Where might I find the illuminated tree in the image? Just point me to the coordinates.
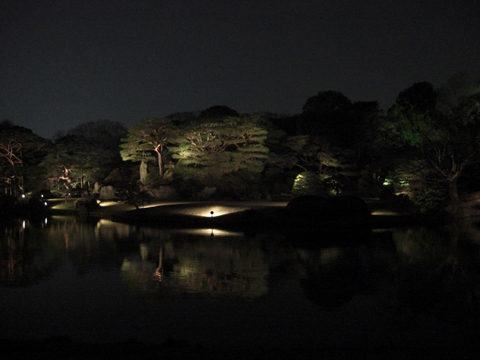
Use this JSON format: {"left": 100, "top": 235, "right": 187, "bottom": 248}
{"left": 41, "top": 120, "right": 127, "bottom": 192}
{"left": 40, "top": 134, "right": 98, "bottom": 191}
{"left": 120, "top": 118, "right": 173, "bottom": 179}
{"left": 286, "top": 135, "right": 351, "bottom": 194}
{"left": 348, "top": 101, "right": 403, "bottom": 194}
{"left": 0, "top": 121, "right": 49, "bottom": 195}
{"left": 389, "top": 75, "right": 480, "bottom": 213}
{"left": 297, "top": 92, "right": 391, "bottom": 194}
{"left": 169, "top": 115, "right": 269, "bottom": 181}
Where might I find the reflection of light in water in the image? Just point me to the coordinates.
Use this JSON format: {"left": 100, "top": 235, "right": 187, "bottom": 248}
{"left": 167, "top": 205, "right": 248, "bottom": 217}
{"left": 371, "top": 210, "right": 400, "bottom": 216}
{"left": 97, "top": 219, "right": 123, "bottom": 227}
{"left": 202, "top": 206, "right": 240, "bottom": 217}
{"left": 140, "top": 243, "right": 148, "bottom": 261}
{"left": 174, "top": 228, "right": 242, "bottom": 237}
{"left": 319, "top": 248, "right": 341, "bottom": 265}
{"left": 152, "top": 248, "right": 163, "bottom": 281}
{"left": 120, "top": 259, "right": 132, "bottom": 272}
{"left": 98, "top": 201, "right": 119, "bottom": 207}
{"left": 120, "top": 235, "right": 269, "bottom": 299}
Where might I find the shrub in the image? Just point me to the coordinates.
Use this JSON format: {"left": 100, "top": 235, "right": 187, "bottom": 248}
{"left": 412, "top": 182, "right": 449, "bottom": 213}
{"left": 291, "top": 171, "right": 327, "bottom": 195}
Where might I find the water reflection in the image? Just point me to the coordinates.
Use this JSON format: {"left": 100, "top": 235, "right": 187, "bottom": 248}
{"left": 1, "top": 216, "right": 480, "bottom": 347}
{"left": 121, "top": 230, "right": 270, "bottom": 299}
{"left": 297, "top": 245, "right": 370, "bottom": 308}
{"left": 389, "top": 221, "right": 480, "bottom": 327}
{"left": 0, "top": 218, "right": 63, "bottom": 286}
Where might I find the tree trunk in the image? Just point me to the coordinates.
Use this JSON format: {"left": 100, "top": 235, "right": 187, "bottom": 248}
{"left": 139, "top": 160, "right": 147, "bottom": 183}
{"left": 156, "top": 150, "right": 164, "bottom": 177}
{"left": 448, "top": 175, "right": 461, "bottom": 214}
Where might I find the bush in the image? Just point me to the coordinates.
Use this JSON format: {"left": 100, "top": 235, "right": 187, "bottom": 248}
{"left": 412, "top": 183, "right": 449, "bottom": 213}
{"left": 291, "top": 171, "right": 327, "bottom": 196}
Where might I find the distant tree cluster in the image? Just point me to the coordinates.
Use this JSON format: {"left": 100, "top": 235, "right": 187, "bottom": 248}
{"left": 1, "top": 73, "right": 480, "bottom": 214}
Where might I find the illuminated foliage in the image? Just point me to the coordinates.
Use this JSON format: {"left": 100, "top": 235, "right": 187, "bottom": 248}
{"left": 0, "top": 121, "right": 49, "bottom": 194}
{"left": 286, "top": 135, "right": 351, "bottom": 193}
{"left": 389, "top": 75, "right": 480, "bottom": 212}
{"left": 41, "top": 135, "right": 97, "bottom": 191}
{"left": 169, "top": 115, "right": 269, "bottom": 180}
{"left": 40, "top": 120, "right": 127, "bottom": 192}
{"left": 120, "top": 118, "right": 174, "bottom": 179}
{"left": 292, "top": 171, "right": 325, "bottom": 195}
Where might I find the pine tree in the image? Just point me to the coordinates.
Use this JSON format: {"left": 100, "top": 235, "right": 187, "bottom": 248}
{"left": 169, "top": 115, "right": 269, "bottom": 180}
{"left": 120, "top": 118, "right": 173, "bottom": 180}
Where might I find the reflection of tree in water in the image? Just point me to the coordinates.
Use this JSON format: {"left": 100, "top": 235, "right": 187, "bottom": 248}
{"left": 0, "top": 217, "right": 135, "bottom": 286}
{"left": 391, "top": 223, "right": 480, "bottom": 328}
{"left": 47, "top": 217, "right": 123, "bottom": 275}
{"left": 170, "top": 239, "right": 268, "bottom": 297}
{"left": 296, "top": 244, "right": 369, "bottom": 308}
{"left": 121, "top": 235, "right": 269, "bottom": 299}
{"left": 0, "top": 219, "right": 63, "bottom": 286}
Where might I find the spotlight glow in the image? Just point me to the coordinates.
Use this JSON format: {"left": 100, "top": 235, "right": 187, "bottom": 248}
{"left": 371, "top": 210, "right": 400, "bottom": 216}
{"left": 175, "top": 228, "right": 242, "bottom": 237}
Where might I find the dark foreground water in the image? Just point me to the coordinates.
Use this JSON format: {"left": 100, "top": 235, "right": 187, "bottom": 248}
{"left": 1, "top": 215, "right": 480, "bottom": 355}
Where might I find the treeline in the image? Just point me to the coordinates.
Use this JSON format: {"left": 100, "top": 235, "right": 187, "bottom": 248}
{"left": 1, "top": 72, "right": 479, "bottom": 213}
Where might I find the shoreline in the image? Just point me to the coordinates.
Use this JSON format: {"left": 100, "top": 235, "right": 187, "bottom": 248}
{"left": 8, "top": 198, "right": 429, "bottom": 231}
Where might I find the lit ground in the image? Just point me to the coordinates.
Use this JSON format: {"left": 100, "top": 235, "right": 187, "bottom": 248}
{"left": 50, "top": 199, "right": 288, "bottom": 216}
{"left": 45, "top": 198, "right": 416, "bottom": 231}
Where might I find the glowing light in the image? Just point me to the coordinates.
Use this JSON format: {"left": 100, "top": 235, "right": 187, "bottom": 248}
{"left": 161, "top": 204, "right": 248, "bottom": 217}
{"left": 98, "top": 201, "right": 121, "bottom": 207}
{"left": 198, "top": 206, "right": 243, "bottom": 217}
{"left": 371, "top": 210, "right": 400, "bottom": 216}
{"left": 174, "top": 228, "right": 242, "bottom": 237}
{"left": 44, "top": 202, "right": 48, "bottom": 206}
{"left": 97, "top": 219, "right": 122, "bottom": 227}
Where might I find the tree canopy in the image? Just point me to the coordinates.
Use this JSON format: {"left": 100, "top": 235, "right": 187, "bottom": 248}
{"left": 389, "top": 74, "right": 480, "bottom": 212}
{"left": 169, "top": 115, "right": 269, "bottom": 181}
{"left": 4, "top": 72, "right": 480, "bottom": 212}
{"left": 120, "top": 118, "right": 174, "bottom": 179}
{"left": 0, "top": 121, "right": 49, "bottom": 194}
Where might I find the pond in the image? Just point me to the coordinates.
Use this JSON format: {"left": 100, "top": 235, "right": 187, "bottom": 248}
{"left": 1, "top": 215, "right": 480, "bottom": 356}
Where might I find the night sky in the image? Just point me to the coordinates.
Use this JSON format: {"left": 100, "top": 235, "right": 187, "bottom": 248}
{"left": 2, "top": 0, "right": 479, "bottom": 139}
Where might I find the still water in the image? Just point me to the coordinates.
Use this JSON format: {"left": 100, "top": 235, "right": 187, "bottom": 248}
{"left": 1, "top": 215, "right": 480, "bottom": 351}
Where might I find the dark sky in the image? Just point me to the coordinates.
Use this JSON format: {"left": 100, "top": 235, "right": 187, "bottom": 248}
{"left": 1, "top": 0, "right": 479, "bottom": 139}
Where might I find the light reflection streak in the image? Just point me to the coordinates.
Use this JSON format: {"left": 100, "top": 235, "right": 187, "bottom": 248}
{"left": 371, "top": 210, "right": 400, "bottom": 216}
{"left": 174, "top": 228, "right": 242, "bottom": 237}
{"left": 170, "top": 206, "right": 247, "bottom": 217}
